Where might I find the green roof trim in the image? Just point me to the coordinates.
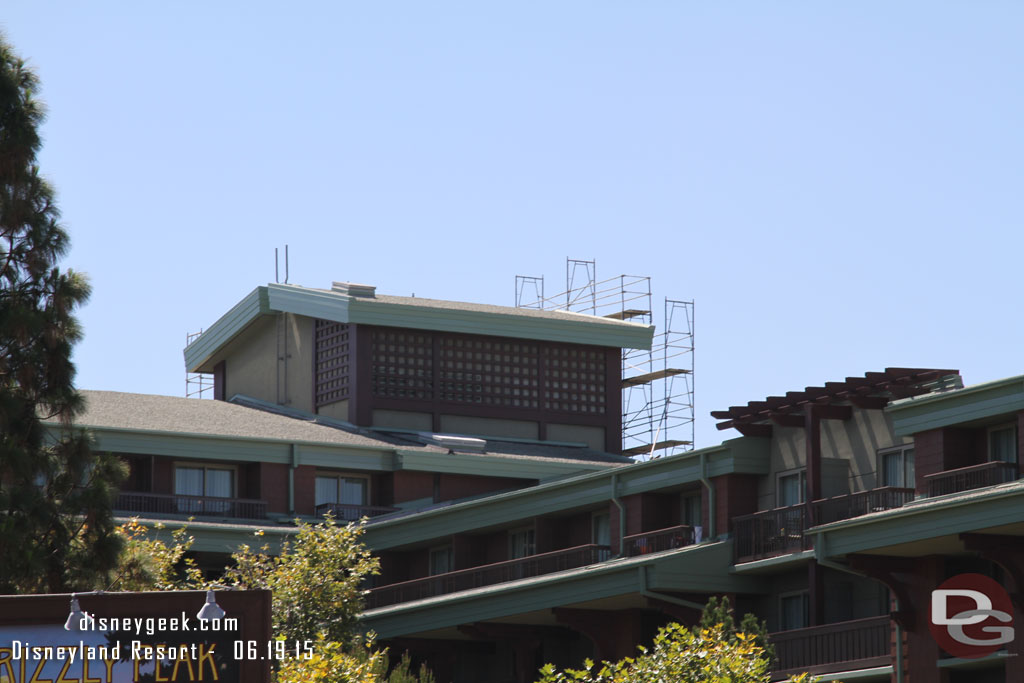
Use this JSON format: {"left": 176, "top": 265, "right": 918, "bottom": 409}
{"left": 887, "top": 375, "right": 1024, "bottom": 436}
{"left": 185, "top": 283, "right": 654, "bottom": 371}
{"left": 364, "top": 437, "right": 770, "bottom": 550}
{"left": 808, "top": 481, "right": 1024, "bottom": 557}
{"left": 360, "top": 541, "right": 764, "bottom": 638}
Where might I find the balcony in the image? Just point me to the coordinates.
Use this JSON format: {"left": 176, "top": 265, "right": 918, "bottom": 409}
{"left": 733, "top": 487, "right": 914, "bottom": 563}
{"left": 622, "top": 525, "right": 695, "bottom": 557}
{"left": 315, "top": 502, "right": 400, "bottom": 522}
{"left": 770, "top": 615, "right": 891, "bottom": 679}
{"left": 366, "top": 543, "right": 612, "bottom": 609}
{"left": 114, "top": 491, "right": 268, "bottom": 520}
{"left": 924, "top": 461, "right": 1019, "bottom": 497}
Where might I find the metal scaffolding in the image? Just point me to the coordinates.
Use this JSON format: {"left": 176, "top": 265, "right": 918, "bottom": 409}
{"left": 185, "top": 330, "right": 214, "bottom": 399}
{"left": 514, "top": 258, "right": 695, "bottom": 459}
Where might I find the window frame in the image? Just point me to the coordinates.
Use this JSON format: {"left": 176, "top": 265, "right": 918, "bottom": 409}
{"left": 778, "top": 590, "right": 810, "bottom": 631}
{"left": 987, "top": 423, "right": 1018, "bottom": 464}
{"left": 508, "top": 525, "right": 536, "bottom": 560}
{"left": 776, "top": 468, "right": 807, "bottom": 508}
{"left": 428, "top": 545, "right": 453, "bottom": 576}
{"left": 591, "top": 511, "right": 611, "bottom": 547}
{"left": 173, "top": 462, "right": 236, "bottom": 499}
{"left": 878, "top": 444, "right": 915, "bottom": 489}
{"left": 314, "top": 471, "right": 371, "bottom": 508}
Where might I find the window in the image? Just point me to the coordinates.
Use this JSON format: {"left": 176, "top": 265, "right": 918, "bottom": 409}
{"left": 316, "top": 474, "right": 368, "bottom": 520}
{"left": 429, "top": 546, "right": 453, "bottom": 576}
{"left": 509, "top": 527, "right": 535, "bottom": 560}
{"left": 174, "top": 465, "right": 233, "bottom": 513}
{"left": 989, "top": 424, "right": 1018, "bottom": 463}
{"left": 682, "top": 494, "right": 702, "bottom": 527}
{"left": 879, "top": 445, "right": 915, "bottom": 488}
{"left": 779, "top": 591, "right": 809, "bottom": 631}
{"left": 777, "top": 470, "right": 806, "bottom": 507}
{"left": 592, "top": 512, "right": 610, "bottom": 547}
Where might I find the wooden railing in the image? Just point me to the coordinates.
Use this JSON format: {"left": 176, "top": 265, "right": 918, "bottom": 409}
{"left": 114, "top": 491, "right": 268, "bottom": 520}
{"left": 813, "top": 487, "right": 915, "bottom": 525}
{"left": 623, "top": 525, "right": 694, "bottom": 557}
{"left": 734, "top": 487, "right": 914, "bottom": 563}
{"left": 924, "top": 461, "right": 1019, "bottom": 497}
{"left": 770, "top": 615, "right": 891, "bottom": 677}
{"left": 367, "top": 544, "right": 612, "bottom": 609}
{"left": 315, "top": 502, "right": 400, "bottom": 521}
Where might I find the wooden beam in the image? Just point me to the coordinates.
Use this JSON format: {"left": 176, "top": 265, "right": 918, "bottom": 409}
{"left": 735, "top": 423, "right": 772, "bottom": 437}
{"left": 770, "top": 413, "right": 805, "bottom": 428}
{"left": 604, "top": 309, "right": 650, "bottom": 321}
{"left": 622, "top": 368, "right": 691, "bottom": 388}
{"left": 812, "top": 404, "right": 852, "bottom": 421}
{"left": 849, "top": 396, "right": 888, "bottom": 410}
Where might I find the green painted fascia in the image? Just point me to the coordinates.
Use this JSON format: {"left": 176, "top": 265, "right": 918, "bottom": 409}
{"left": 887, "top": 375, "right": 1024, "bottom": 436}
{"left": 365, "top": 437, "right": 769, "bottom": 550}
{"left": 73, "top": 427, "right": 397, "bottom": 469}
{"left": 810, "top": 484, "right": 1024, "bottom": 556}
{"left": 184, "top": 287, "right": 268, "bottom": 372}
{"left": 347, "top": 297, "right": 654, "bottom": 350}
{"left": 125, "top": 517, "right": 296, "bottom": 554}
{"left": 395, "top": 449, "right": 616, "bottom": 479}
{"left": 361, "top": 543, "right": 751, "bottom": 638}
{"left": 650, "top": 541, "right": 766, "bottom": 594}
{"left": 265, "top": 283, "right": 350, "bottom": 323}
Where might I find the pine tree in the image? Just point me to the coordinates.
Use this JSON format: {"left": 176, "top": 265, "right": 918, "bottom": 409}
{"left": 0, "top": 34, "right": 125, "bottom": 593}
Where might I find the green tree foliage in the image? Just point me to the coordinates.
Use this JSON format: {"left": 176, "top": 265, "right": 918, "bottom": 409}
{"left": 109, "top": 519, "right": 203, "bottom": 591}
{"left": 223, "top": 515, "right": 380, "bottom": 646}
{"left": 535, "top": 622, "right": 812, "bottom": 683}
{"left": 276, "top": 635, "right": 436, "bottom": 683}
{"left": 699, "top": 595, "right": 774, "bottom": 662}
{"left": 0, "top": 34, "right": 125, "bottom": 593}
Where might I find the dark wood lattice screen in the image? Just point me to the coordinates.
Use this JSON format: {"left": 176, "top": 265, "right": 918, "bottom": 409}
{"left": 542, "top": 346, "right": 606, "bottom": 414}
{"left": 371, "top": 330, "right": 434, "bottom": 400}
{"left": 368, "top": 328, "right": 605, "bottom": 416}
{"left": 314, "top": 320, "right": 351, "bottom": 407}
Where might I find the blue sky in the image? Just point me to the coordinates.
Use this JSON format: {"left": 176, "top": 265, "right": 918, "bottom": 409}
{"left": 3, "top": 3, "right": 1023, "bottom": 449}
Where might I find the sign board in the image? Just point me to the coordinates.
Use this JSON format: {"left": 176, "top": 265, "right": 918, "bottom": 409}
{"left": 0, "top": 590, "right": 271, "bottom": 683}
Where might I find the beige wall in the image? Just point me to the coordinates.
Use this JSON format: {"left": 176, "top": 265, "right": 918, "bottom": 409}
{"left": 547, "top": 423, "right": 605, "bottom": 451}
{"left": 318, "top": 399, "right": 350, "bottom": 422}
{"left": 372, "top": 409, "right": 432, "bottom": 431}
{"left": 757, "top": 407, "right": 909, "bottom": 510}
{"left": 220, "top": 312, "right": 315, "bottom": 411}
{"left": 438, "top": 414, "right": 539, "bottom": 440}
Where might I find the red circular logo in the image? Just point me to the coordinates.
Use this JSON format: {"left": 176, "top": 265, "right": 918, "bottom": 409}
{"left": 929, "top": 573, "right": 1015, "bottom": 658}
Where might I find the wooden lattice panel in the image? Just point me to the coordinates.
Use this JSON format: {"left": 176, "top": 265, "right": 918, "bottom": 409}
{"left": 371, "top": 330, "right": 434, "bottom": 400}
{"left": 543, "top": 346, "right": 606, "bottom": 414}
{"left": 438, "top": 336, "right": 540, "bottom": 409}
{"left": 315, "top": 320, "right": 351, "bottom": 407}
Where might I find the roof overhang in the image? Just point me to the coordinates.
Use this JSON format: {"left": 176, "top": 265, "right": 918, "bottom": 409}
{"left": 185, "top": 284, "right": 654, "bottom": 372}
{"left": 886, "top": 374, "right": 1024, "bottom": 437}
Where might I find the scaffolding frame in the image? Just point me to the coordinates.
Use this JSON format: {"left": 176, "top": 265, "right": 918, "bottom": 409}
{"left": 513, "top": 258, "right": 695, "bottom": 459}
{"left": 185, "top": 330, "right": 214, "bottom": 399}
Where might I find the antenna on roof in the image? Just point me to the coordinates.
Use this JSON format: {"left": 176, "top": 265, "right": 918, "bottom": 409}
{"left": 274, "top": 245, "right": 290, "bottom": 284}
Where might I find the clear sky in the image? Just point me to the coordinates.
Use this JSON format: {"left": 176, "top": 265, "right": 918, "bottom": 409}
{"left": 3, "top": 2, "right": 1023, "bottom": 449}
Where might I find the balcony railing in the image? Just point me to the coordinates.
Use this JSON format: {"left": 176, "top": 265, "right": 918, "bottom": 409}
{"left": 924, "top": 460, "right": 1019, "bottom": 497}
{"left": 813, "top": 487, "right": 915, "bottom": 525}
{"left": 315, "top": 502, "right": 400, "bottom": 522}
{"left": 367, "top": 543, "right": 612, "bottom": 609}
{"left": 734, "top": 487, "right": 914, "bottom": 563}
{"left": 770, "top": 615, "right": 891, "bottom": 678}
{"left": 114, "top": 491, "right": 268, "bottom": 520}
{"left": 623, "top": 525, "right": 695, "bottom": 557}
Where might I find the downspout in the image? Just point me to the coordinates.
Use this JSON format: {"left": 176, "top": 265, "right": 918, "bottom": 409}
{"left": 289, "top": 444, "right": 299, "bottom": 515}
{"left": 814, "top": 534, "right": 903, "bottom": 683}
{"left": 611, "top": 473, "right": 626, "bottom": 557}
{"left": 699, "top": 452, "right": 715, "bottom": 541}
{"left": 638, "top": 565, "right": 706, "bottom": 611}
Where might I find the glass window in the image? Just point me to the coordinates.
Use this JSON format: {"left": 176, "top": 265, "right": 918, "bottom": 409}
{"left": 682, "top": 494, "right": 702, "bottom": 528}
{"left": 315, "top": 475, "right": 368, "bottom": 507}
{"left": 780, "top": 592, "right": 809, "bottom": 631}
{"left": 592, "top": 513, "right": 610, "bottom": 547}
{"left": 429, "top": 547, "right": 452, "bottom": 576}
{"left": 174, "top": 465, "right": 233, "bottom": 514}
{"left": 989, "top": 425, "right": 1017, "bottom": 463}
{"left": 880, "top": 446, "right": 915, "bottom": 488}
{"left": 509, "top": 527, "right": 535, "bottom": 559}
{"left": 778, "top": 471, "right": 806, "bottom": 507}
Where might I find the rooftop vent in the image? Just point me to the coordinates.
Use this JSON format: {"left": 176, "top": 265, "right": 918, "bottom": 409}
{"left": 417, "top": 432, "right": 487, "bottom": 453}
{"left": 333, "top": 282, "right": 376, "bottom": 298}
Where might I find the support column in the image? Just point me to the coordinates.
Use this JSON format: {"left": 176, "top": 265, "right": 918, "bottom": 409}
{"left": 808, "top": 560, "right": 825, "bottom": 627}
{"left": 804, "top": 407, "right": 822, "bottom": 505}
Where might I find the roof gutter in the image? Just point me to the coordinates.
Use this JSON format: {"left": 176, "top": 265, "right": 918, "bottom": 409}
{"left": 700, "top": 451, "right": 716, "bottom": 540}
{"left": 638, "top": 565, "right": 706, "bottom": 611}
{"left": 611, "top": 473, "right": 626, "bottom": 557}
